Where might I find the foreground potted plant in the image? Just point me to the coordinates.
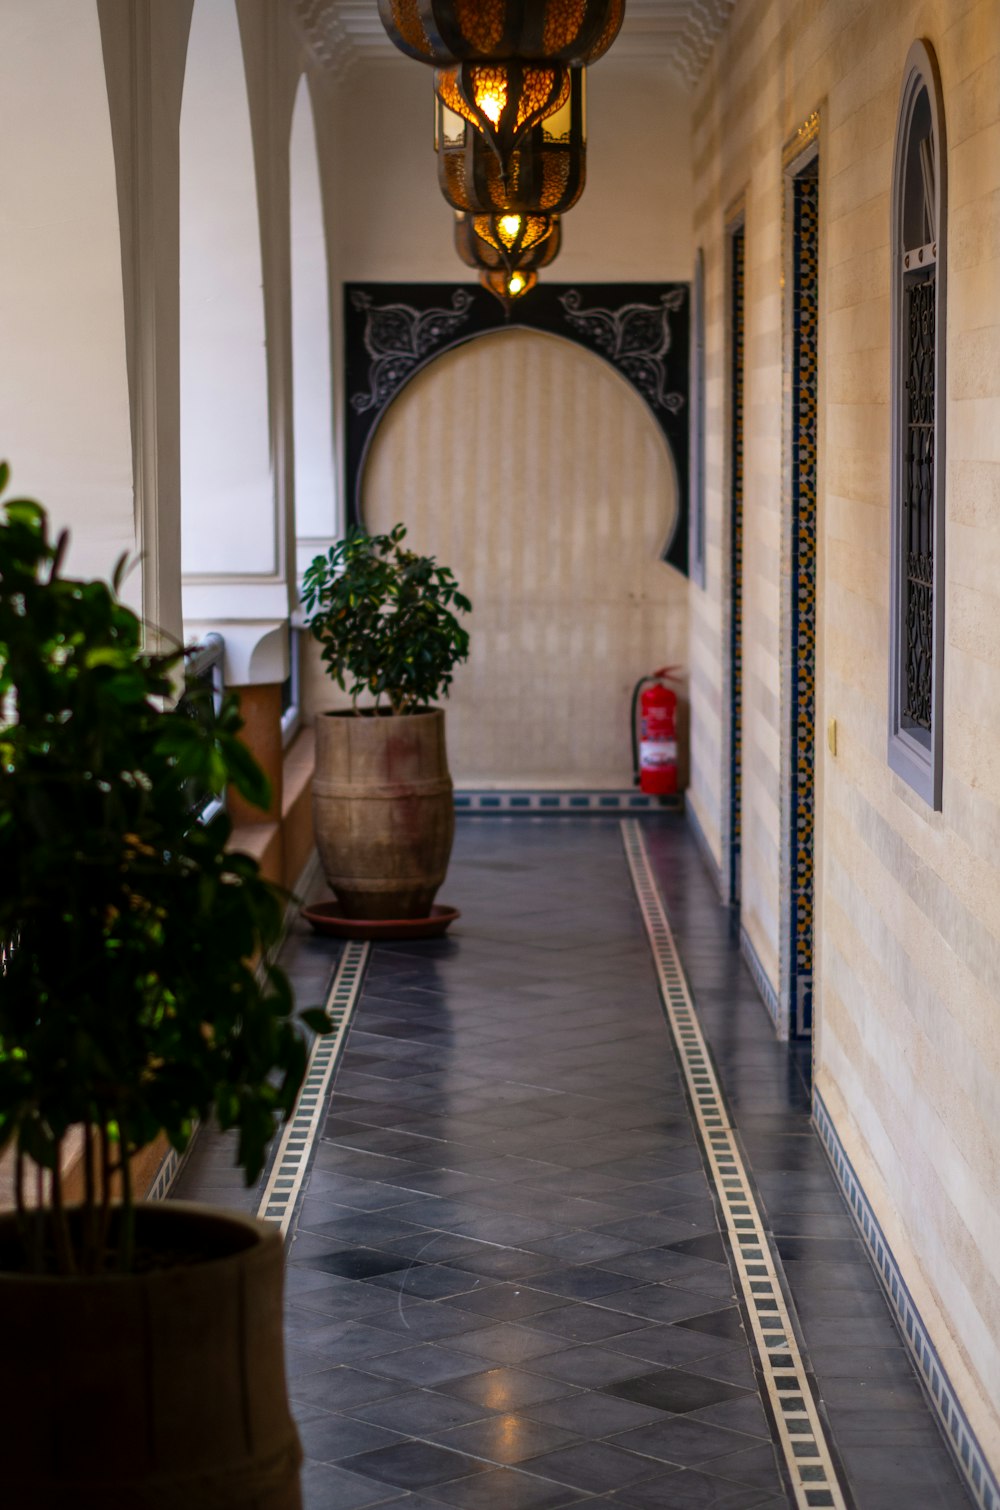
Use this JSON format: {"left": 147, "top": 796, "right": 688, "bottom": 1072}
{"left": 0, "top": 472, "right": 330, "bottom": 1508}
{"left": 302, "top": 523, "right": 471, "bottom": 921}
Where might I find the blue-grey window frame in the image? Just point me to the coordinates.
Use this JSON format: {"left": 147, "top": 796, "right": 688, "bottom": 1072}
{"left": 690, "top": 248, "right": 707, "bottom": 588}
{"left": 888, "top": 39, "right": 947, "bottom": 809}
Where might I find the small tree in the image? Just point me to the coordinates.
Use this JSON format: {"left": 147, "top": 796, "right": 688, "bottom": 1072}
{"left": 0, "top": 469, "right": 329, "bottom": 1275}
{"left": 301, "top": 524, "right": 472, "bottom": 714}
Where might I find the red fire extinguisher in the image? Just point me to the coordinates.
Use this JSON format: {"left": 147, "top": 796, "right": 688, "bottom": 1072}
{"left": 631, "top": 667, "right": 680, "bottom": 796}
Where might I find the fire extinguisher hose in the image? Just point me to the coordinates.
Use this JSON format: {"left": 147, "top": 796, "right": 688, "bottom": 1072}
{"left": 630, "top": 678, "right": 648, "bottom": 786}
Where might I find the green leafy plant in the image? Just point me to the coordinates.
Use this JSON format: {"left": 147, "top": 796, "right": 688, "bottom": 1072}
{"left": 301, "top": 524, "right": 472, "bottom": 714}
{"left": 0, "top": 468, "right": 329, "bottom": 1276}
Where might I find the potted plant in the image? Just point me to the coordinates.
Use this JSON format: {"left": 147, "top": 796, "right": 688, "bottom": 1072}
{"left": 0, "top": 471, "right": 330, "bottom": 1508}
{"left": 302, "top": 523, "right": 471, "bottom": 920}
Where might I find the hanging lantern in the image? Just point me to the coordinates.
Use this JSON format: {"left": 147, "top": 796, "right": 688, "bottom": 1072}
{"left": 454, "top": 212, "right": 562, "bottom": 276}
{"left": 435, "top": 60, "right": 570, "bottom": 168}
{"left": 437, "top": 67, "right": 586, "bottom": 216}
{"left": 377, "top": 0, "right": 625, "bottom": 66}
{"left": 473, "top": 212, "right": 557, "bottom": 263}
{"left": 478, "top": 268, "right": 539, "bottom": 313}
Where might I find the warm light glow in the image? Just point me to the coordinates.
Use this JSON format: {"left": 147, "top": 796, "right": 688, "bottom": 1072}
{"left": 476, "top": 87, "right": 505, "bottom": 126}
{"left": 500, "top": 214, "right": 522, "bottom": 239}
{"left": 478, "top": 268, "right": 539, "bottom": 307}
{"left": 436, "top": 62, "right": 569, "bottom": 163}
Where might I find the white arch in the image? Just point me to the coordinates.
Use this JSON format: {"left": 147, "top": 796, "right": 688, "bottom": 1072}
{"left": 361, "top": 328, "right": 686, "bottom": 788}
{"left": 179, "top": 0, "right": 272, "bottom": 580}
{"left": 0, "top": 1, "right": 133, "bottom": 592}
{"left": 290, "top": 75, "right": 337, "bottom": 552}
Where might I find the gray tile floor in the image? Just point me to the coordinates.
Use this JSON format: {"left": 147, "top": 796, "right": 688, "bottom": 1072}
{"left": 174, "top": 817, "right": 972, "bottom": 1510}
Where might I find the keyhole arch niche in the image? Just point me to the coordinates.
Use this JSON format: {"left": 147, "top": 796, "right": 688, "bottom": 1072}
{"left": 361, "top": 327, "right": 687, "bottom": 789}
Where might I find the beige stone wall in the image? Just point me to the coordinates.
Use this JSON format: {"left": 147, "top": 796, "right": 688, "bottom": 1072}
{"left": 357, "top": 329, "right": 686, "bottom": 789}
{"left": 690, "top": 0, "right": 1000, "bottom": 1457}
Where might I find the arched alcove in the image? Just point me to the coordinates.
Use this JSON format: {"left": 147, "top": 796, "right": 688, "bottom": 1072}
{"left": 290, "top": 74, "right": 336, "bottom": 550}
{"left": 180, "top": 0, "right": 272, "bottom": 579}
{"left": 362, "top": 329, "right": 686, "bottom": 788}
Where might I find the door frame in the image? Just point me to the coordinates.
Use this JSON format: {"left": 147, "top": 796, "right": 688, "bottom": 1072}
{"left": 780, "top": 114, "right": 822, "bottom": 1038}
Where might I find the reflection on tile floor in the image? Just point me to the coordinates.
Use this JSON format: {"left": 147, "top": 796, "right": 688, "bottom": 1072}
{"left": 175, "top": 817, "right": 973, "bottom": 1509}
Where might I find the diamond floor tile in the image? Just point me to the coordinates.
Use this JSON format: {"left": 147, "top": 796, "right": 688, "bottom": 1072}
{"left": 174, "top": 818, "right": 976, "bottom": 1510}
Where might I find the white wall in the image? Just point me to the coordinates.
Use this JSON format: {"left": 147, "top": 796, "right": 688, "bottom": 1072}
{"left": 325, "top": 56, "right": 693, "bottom": 285}
{"left": 180, "top": 0, "right": 273, "bottom": 581}
{"left": 0, "top": 1, "right": 133, "bottom": 593}
{"left": 689, "top": 0, "right": 1000, "bottom": 1462}
{"left": 290, "top": 76, "right": 338, "bottom": 554}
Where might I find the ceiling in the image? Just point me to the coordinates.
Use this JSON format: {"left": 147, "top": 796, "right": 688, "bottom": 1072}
{"left": 292, "top": 1, "right": 737, "bottom": 86}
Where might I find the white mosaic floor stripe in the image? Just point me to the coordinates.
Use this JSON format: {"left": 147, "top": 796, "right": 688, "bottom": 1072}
{"left": 257, "top": 940, "right": 370, "bottom": 1237}
{"left": 621, "top": 821, "right": 847, "bottom": 1510}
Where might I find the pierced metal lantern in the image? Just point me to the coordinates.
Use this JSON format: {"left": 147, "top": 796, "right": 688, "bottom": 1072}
{"left": 435, "top": 60, "right": 569, "bottom": 166}
{"left": 377, "top": 0, "right": 625, "bottom": 66}
{"left": 473, "top": 211, "right": 558, "bottom": 264}
{"left": 479, "top": 267, "right": 539, "bottom": 312}
{"left": 437, "top": 67, "right": 586, "bottom": 215}
{"left": 454, "top": 212, "right": 562, "bottom": 276}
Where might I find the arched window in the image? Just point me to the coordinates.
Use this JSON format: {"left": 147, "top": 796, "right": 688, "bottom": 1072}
{"left": 889, "top": 40, "right": 946, "bottom": 808}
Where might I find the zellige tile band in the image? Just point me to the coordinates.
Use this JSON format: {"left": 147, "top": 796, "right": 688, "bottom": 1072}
{"left": 621, "top": 820, "right": 847, "bottom": 1510}
{"left": 257, "top": 940, "right": 370, "bottom": 1237}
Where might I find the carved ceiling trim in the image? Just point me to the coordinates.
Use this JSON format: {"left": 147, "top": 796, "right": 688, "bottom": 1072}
{"left": 291, "top": 0, "right": 737, "bottom": 87}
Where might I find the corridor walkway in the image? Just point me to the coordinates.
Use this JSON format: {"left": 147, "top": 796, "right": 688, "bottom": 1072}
{"left": 176, "top": 817, "right": 972, "bottom": 1510}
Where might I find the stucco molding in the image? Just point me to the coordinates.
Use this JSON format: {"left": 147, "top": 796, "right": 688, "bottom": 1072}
{"left": 291, "top": 0, "right": 737, "bottom": 87}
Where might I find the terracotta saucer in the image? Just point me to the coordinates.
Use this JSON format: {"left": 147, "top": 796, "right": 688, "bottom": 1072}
{"left": 301, "top": 902, "right": 461, "bottom": 941}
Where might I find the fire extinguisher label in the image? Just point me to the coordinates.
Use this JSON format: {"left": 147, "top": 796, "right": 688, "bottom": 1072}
{"left": 640, "top": 740, "right": 678, "bottom": 769}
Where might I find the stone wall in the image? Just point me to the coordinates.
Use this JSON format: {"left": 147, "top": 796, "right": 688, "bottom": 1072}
{"left": 688, "top": 0, "right": 1000, "bottom": 1460}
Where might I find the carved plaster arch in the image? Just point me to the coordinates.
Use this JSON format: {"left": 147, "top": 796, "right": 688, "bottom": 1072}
{"left": 344, "top": 281, "right": 691, "bottom": 575}
{"left": 361, "top": 326, "right": 686, "bottom": 787}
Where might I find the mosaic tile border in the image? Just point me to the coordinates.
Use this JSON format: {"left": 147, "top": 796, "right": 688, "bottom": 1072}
{"left": 454, "top": 789, "right": 682, "bottom": 815}
{"left": 144, "top": 857, "right": 326, "bottom": 1207}
{"left": 787, "top": 160, "right": 819, "bottom": 1037}
{"left": 257, "top": 941, "right": 370, "bottom": 1238}
{"left": 740, "top": 924, "right": 782, "bottom": 1034}
{"left": 728, "top": 219, "right": 746, "bottom": 903}
{"left": 813, "top": 1089, "right": 1000, "bottom": 1510}
{"left": 623, "top": 821, "right": 847, "bottom": 1510}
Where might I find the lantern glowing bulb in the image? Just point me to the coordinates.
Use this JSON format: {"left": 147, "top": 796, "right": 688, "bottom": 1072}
{"left": 436, "top": 62, "right": 569, "bottom": 174}
{"left": 500, "top": 215, "right": 522, "bottom": 238}
{"left": 478, "top": 89, "right": 504, "bottom": 126}
{"left": 508, "top": 273, "right": 526, "bottom": 295}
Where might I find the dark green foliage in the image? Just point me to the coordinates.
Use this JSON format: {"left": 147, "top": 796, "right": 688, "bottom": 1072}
{"left": 0, "top": 469, "right": 326, "bottom": 1274}
{"left": 301, "top": 524, "right": 472, "bottom": 714}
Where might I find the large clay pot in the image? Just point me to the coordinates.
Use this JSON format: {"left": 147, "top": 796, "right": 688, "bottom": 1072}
{"left": 0, "top": 1202, "right": 301, "bottom": 1510}
{"left": 313, "top": 708, "right": 455, "bottom": 919}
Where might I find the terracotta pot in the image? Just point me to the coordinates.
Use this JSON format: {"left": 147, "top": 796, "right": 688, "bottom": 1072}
{"left": 0, "top": 1202, "right": 301, "bottom": 1510}
{"left": 312, "top": 708, "right": 455, "bottom": 919}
